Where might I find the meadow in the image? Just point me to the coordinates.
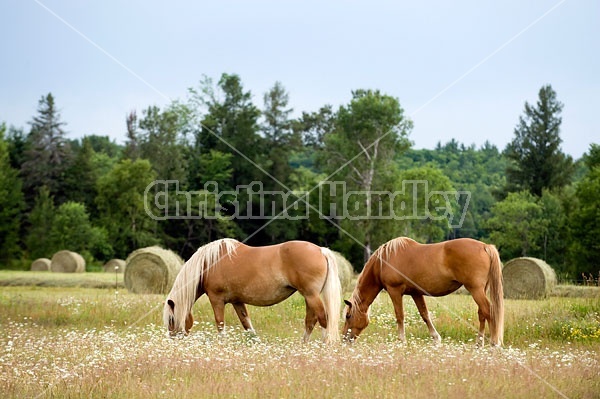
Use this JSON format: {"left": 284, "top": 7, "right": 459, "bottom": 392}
{"left": 0, "top": 273, "right": 598, "bottom": 398}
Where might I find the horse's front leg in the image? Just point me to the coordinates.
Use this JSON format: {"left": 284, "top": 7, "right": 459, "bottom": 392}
{"left": 387, "top": 287, "right": 407, "bottom": 342}
{"left": 208, "top": 296, "right": 226, "bottom": 335}
{"left": 233, "top": 302, "right": 255, "bottom": 334}
{"left": 411, "top": 294, "right": 441, "bottom": 344}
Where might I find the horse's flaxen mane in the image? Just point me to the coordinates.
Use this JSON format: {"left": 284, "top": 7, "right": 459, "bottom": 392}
{"left": 347, "top": 237, "right": 417, "bottom": 317}
{"left": 164, "top": 238, "right": 240, "bottom": 333}
{"left": 379, "top": 236, "right": 416, "bottom": 261}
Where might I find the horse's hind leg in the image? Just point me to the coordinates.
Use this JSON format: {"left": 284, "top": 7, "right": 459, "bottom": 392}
{"left": 411, "top": 295, "right": 441, "bottom": 343}
{"left": 466, "top": 286, "right": 490, "bottom": 346}
{"left": 233, "top": 303, "right": 255, "bottom": 333}
{"left": 302, "top": 294, "right": 327, "bottom": 343}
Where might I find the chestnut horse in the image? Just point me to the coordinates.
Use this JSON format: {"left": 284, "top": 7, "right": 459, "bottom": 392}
{"left": 343, "top": 237, "right": 504, "bottom": 346}
{"left": 163, "top": 238, "right": 341, "bottom": 343}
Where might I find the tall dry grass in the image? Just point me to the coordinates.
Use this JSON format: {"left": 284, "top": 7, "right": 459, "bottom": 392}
{"left": 0, "top": 286, "right": 598, "bottom": 398}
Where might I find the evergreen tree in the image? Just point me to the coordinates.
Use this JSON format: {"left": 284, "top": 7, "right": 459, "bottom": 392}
{"left": 6, "top": 126, "right": 28, "bottom": 170}
{"left": 63, "top": 137, "right": 99, "bottom": 213}
{"left": 260, "top": 82, "right": 303, "bottom": 242}
{"left": 189, "top": 74, "right": 265, "bottom": 244}
{"left": 504, "top": 85, "right": 573, "bottom": 196}
{"left": 138, "top": 105, "right": 189, "bottom": 182}
{"left": 21, "top": 93, "right": 72, "bottom": 205}
{"left": 261, "top": 81, "right": 301, "bottom": 185}
{"left": 0, "top": 123, "right": 25, "bottom": 264}
{"left": 191, "top": 74, "right": 264, "bottom": 187}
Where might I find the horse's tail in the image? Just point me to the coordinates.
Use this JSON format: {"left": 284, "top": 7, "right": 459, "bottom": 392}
{"left": 164, "top": 238, "right": 240, "bottom": 334}
{"left": 320, "top": 247, "right": 342, "bottom": 344}
{"left": 485, "top": 244, "right": 504, "bottom": 346}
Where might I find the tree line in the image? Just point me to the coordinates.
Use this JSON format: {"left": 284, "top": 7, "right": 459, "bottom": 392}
{"left": 0, "top": 75, "right": 598, "bottom": 281}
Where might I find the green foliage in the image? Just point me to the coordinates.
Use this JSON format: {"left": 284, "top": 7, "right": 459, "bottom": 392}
{"left": 570, "top": 148, "right": 600, "bottom": 277}
{"left": 191, "top": 73, "right": 264, "bottom": 186}
{"left": 0, "top": 82, "right": 593, "bottom": 283}
{"left": 20, "top": 93, "right": 72, "bottom": 205}
{"left": 5, "top": 126, "right": 28, "bottom": 169}
{"left": 188, "top": 74, "right": 267, "bottom": 244}
{"left": 397, "top": 140, "right": 508, "bottom": 239}
{"left": 504, "top": 85, "right": 574, "bottom": 196}
{"left": 96, "top": 159, "right": 159, "bottom": 258}
{"left": 0, "top": 123, "right": 25, "bottom": 263}
{"left": 85, "top": 134, "right": 122, "bottom": 158}
{"left": 486, "top": 191, "right": 547, "bottom": 259}
{"left": 63, "top": 137, "right": 99, "bottom": 214}
{"left": 137, "top": 104, "right": 190, "bottom": 182}
{"left": 293, "top": 105, "right": 335, "bottom": 149}
{"left": 395, "top": 165, "right": 456, "bottom": 243}
{"left": 48, "top": 201, "right": 113, "bottom": 263}
{"left": 320, "top": 89, "right": 412, "bottom": 261}
{"left": 190, "top": 149, "right": 234, "bottom": 189}
{"left": 260, "top": 82, "right": 303, "bottom": 242}
{"left": 261, "top": 81, "right": 301, "bottom": 185}
{"left": 537, "top": 189, "right": 569, "bottom": 271}
{"left": 25, "top": 187, "right": 56, "bottom": 259}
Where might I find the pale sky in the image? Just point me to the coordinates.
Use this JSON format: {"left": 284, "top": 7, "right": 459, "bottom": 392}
{"left": 1, "top": 1, "right": 598, "bottom": 158}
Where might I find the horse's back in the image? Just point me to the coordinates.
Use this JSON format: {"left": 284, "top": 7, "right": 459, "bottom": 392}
{"left": 381, "top": 237, "right": 491, "bottom": 295}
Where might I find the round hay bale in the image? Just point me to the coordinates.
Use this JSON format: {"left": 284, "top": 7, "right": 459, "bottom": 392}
{"left": 103, "top": 259, "right": 126, "bottom": 273}
{"left": 503, "top": 257, "right": 557, "bottom": 299}
{"left": 50, "top": 250, "right": 86, "bottom": 273}
{"left": 30, "top": 258, "right": 51, "bottom": 271}
{"left": 124, "top": 246, "right": 183, "bottom": 294}
{"left": 332, "top": 250, "right": 355, "bottom": 292}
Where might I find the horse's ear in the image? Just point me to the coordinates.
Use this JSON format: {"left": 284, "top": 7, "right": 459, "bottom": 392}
{"left": 167, "top": 299, "right": 175, "bottom": 310}
{"left": 344, "top": 299, "right": 352, "bottom": 308}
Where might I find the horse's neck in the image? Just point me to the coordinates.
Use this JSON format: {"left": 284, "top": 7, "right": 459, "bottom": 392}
{"left": 355, "top": 258, "right": 383, "bottom": 311}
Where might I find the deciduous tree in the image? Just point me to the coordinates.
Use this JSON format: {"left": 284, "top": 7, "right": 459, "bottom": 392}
{"left": 320, "top": 89, "right": 411, "bottom": 262}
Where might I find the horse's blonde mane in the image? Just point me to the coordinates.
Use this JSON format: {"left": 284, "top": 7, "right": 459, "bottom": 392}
{"left": 164, "top": 238, "right": 240, "bottom": 333}
{"left": 379, "top": 236, "right": 415, "bottom": 260}
{"left": 346, "top": 237, "right": 416, "bottom": 317}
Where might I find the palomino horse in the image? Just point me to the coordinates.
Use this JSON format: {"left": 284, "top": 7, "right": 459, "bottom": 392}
{"left": 163, "top": 238, "right": 341, "bottom": 343}
{"left": 343, "top": 237, "right": 504, "bottom": 346}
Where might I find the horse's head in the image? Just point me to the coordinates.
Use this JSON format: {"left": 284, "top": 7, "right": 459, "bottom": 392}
{"left": 163, "top": 299, "right": 194, "bottom": 337}
{"left": 342, "top": 299, "right": 369, "bottom": 342}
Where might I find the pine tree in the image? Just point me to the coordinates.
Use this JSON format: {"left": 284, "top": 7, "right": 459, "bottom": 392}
{"left": 0, "top": 123, "right": 25, "bottom": 263}
{"left": 262, "top": 82, "right": 301, "bottom": 183}
{"left": 504, "top": 85, "right": 573, "bottom": 197}
{"left": 21, "top": 93, "right": 72, "bottom": 205}
{"left": 260, "top": 82, "right": 302, "bottom": 242}
{"left": 63, "top": 138, "right": 98, "bottom": 214}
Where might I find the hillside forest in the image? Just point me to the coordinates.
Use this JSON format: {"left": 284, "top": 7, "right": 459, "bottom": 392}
{"left": 0, "top": 74, "right": 598, "bottom": 282}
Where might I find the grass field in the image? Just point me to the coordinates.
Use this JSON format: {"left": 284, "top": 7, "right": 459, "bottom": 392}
{"left": 0, "top": 273, "right": 598, "bottom": 398}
